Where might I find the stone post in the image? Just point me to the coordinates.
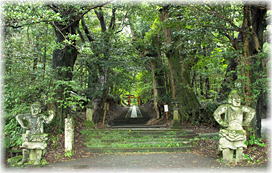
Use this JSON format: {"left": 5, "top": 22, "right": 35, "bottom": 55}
{"left": 65, "top": 117, "right": 74, "bottom": 152}
{"left": 172, "top": 102, "right": 180, "bottom": 128}
{"left": 86, "top": 108, "right": 93, "bottom": 122}
{"left": 173, "top": 109, "right": 179, "bottom": 121}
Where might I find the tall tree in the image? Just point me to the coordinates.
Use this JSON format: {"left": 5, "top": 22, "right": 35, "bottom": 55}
{"left": 160, "top": 5, "right": 201, "bottom": 122}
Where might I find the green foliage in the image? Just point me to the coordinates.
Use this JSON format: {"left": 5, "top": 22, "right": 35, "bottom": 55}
{"left": 53, "top": 79, "right": 88, "bottom": 111}
{"left": 243, "top": 153, "right": 254, "bottom": 162}
{"left": 64, "top": 151, "right": 74, "bottom": 158}
{"left": 4, "top": 3, "right": 62, "bottom": 28}
{"left": 245, "top": 135, "right": 266, "bottom": 147}
{"left": 3, "top": 3, "right": 269, "bottom": 150}
{"left": 4, "top": 117, "right": 23, "bottom": 148}
{"left": 83, "top": 120, "right": 95, "bottom": 129}
{"left": 49, "top": 135, "right": 59, "bottom": 149}
{"left": 242, "top": 153, "right": 262, "bottom": 164}
{"left": 7, "top": 155, "right": 23, "bottom": 167}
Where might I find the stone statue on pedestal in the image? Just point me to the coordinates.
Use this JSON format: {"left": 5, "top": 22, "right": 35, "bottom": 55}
{"left": 213, "top": 90, "right": 255, "bottom": 163}
{"left": 16, "top": 102, "right": 54, "bottom": 165}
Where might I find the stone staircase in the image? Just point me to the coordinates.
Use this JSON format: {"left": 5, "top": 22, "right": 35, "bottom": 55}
{"left": 82, "top": 127, "right": 198, "bottom": 153}
{"left": 110, "top": 117, "right": 150, "bottom": 126}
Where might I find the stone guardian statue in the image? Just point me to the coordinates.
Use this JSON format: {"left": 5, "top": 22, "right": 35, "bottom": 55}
{"left": 16, "top": 102, "right": 54, "bottom": 165}
{"left": 213, "top": 90, "right": 255, "bottom": 163}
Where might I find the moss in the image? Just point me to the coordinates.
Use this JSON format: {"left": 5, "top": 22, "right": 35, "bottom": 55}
{"left": 83, "top": 120, "right": 95, "bottom": 129}
{"left": 172, "top": 120, "right": 181, "bottom": 129}
{"left": 7, "top": 155, "right": 23, "bottom": 167}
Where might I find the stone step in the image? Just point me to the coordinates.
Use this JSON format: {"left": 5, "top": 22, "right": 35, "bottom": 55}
{"left": 82, "top": 128, "right": 199, "bottom": 153}
{"left": 108, "top": 141, "right": 192, "bottom": 145}
{"left": 111, "top": 118, "right": 150, "bottom": 125}
{"left": 88, "top": 128, "right": 194, "bottom": 133}
{"left": 100, "top": 137, "right": 195, "bottom": 143}
{"left": 109, "top": 125, "right": 167, "bottom": 129}
{"left": 86, "top": 132, "right": 197, "bottom": 137}
{"left": 86, "top": 134, "right": 197, "bottom": 140}
{"left": 84, "top": 146, "right": 193, "bottom": 153}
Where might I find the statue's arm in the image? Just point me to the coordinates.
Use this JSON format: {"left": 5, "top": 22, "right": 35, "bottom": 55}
{"left": 15, "top": 114, "right": 29, "bottom": 129}
{"left": 44, "top": 110, "right": 55, "bottom": 124}
{"left": 242, "top": 106, "right": 256, "bottom": 126}
{"left": 213, "top": 105, "right": 228, "bottom": 127}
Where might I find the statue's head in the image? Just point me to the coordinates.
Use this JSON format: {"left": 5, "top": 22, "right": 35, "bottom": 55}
{"left": 31, "top": 102, "right": 42, "bottom": 116}
{"left": 228, "top": 90, "right": 241, "bottom": 107}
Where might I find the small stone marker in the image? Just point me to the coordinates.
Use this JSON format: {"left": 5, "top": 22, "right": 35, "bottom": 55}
{"left": 213, "top": 90, "right": 255, "bottom": 163}
{"left": 65, "top": 117, "right": 74, "bottom": 152}
{"left": 173, "top": 109, "right": 179, "bottom": 121}
{"left": 172, "top": 103, "right": 180, "bottom": 128}
{"left": 86, "top": 108, "right": 93, "bottom": 122}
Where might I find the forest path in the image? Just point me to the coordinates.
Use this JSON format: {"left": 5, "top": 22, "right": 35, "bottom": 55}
{"left": 125, "top": 105, "right": 143, "bottom": 118}
{"left": 44, "top": 127, "right": 266, "bottom": 171}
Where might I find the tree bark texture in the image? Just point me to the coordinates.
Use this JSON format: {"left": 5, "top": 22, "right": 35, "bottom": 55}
{"left": 240, "top": 4, "right": 267, "bottom": 105}
{"left": 150, "top": 60, "right": 161, "bottom": 119}
{"left": 160, "top": 6, "right": 200, "bottom": 121}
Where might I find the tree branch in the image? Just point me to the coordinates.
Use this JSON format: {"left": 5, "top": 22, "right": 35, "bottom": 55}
{"left": 115, "top": 11, "right": 129, "bottom": 34}
{"left": 81, "top": 17, "right": 95, "bottom": 42}
{"left": 109, "top": 8, "right": 116, "bottom": 30}
{"left": 205, "top": 5, "right": 242, "bottom": 32}
{"left": 5, "top": 20, "right": 52, "bottom": 29}
{"left": 95, "top": 8, "right": 107, "bottom": 32}
{"left": 193, "top": 5, "right": 242, "bottom": 32}
{"left": 60, "top": 1, "right": 112, "bottom": 31}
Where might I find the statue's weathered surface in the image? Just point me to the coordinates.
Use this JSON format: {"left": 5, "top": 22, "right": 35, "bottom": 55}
{"left": 213, "top": 91, "right": 255, "bottom": 162}
{"left": 16, "top": 102, "right": 54, "bottom": 165}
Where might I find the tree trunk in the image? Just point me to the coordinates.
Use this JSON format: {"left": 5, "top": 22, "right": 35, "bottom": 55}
{"left": 239, "top": 4, "right": 268, "bottom": 137}
{"left": 218, "top": 57, "right": 238, "bottom": 102}
{"left": 160, "top": 6, "right": 200, "bottom": 122}
{"left": 49, "top": 6, "right": 80, "bottom": 127}
{"left": 240, "top": 4, "right": 267, "bottom": 105}
{"left": 205, "top": 77, "right": 210, "bottom": 99}
{"left": 150, "top": 60, "right": 160, "bottom": 119}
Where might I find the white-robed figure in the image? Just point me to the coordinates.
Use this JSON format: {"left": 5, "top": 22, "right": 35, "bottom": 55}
{"left": 16, "top": 102, "right": 54, "bottom": 165}
{"left": 213, "top": 90, "right": 255, "bottom": 162}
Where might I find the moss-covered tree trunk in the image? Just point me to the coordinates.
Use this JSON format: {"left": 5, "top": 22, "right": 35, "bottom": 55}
{"left": 160, "top": 6, "right": 200, "bottom": 124}
{"left": 89, "top": 8, "right": 116, "bottom": 126}
{"left": 150, "top": 60, "right": 160, "bottom": 119}
{"left": 240, "top": 4, "right": 267, "bottom": 136}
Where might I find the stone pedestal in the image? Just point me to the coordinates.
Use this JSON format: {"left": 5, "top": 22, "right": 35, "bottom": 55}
{"left": 20, "top": 133, "right": 48, "bottom": 164}
{"left": 29, "top": 149, "right": 43, "bottom": 164}
{"left": 65, "top": 117, "right": 74, "bottom": 152}
{"left": 222, "top": 148, "right": 233, "bottom": 162}
{"left": 236, "top": 148, "right": 244, "bottom": 162}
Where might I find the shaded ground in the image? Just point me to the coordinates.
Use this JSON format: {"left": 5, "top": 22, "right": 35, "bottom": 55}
{"left": 45, "top": 152, "right": 222, "bottom": 170}
{"left": 44, "top": 152, "right": 268, "bottom": 171}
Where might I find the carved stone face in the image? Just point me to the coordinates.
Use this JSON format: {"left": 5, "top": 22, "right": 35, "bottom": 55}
{"left": 228, "top": 91, "right": 241, "bottom": 107}
{"left": 232, "top": 97, "right": 241, "bottom": 107}
{"left": 31, "top": 104, "right": 41, "bottom": 116}
{"left": 228, "top": 95, "right": 241, "bottom": 107}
